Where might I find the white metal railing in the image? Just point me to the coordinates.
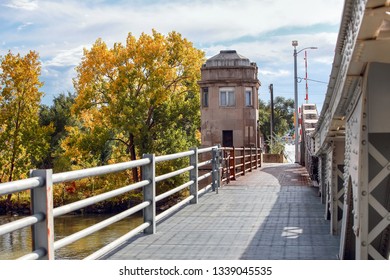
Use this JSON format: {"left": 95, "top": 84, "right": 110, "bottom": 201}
{"left": 0, "top": 145, "right": 262, "bottom": 260}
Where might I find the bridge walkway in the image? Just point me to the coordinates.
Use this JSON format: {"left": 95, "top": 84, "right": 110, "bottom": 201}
{"left": 104, "top": 163, "right": 340, "bottom": 260}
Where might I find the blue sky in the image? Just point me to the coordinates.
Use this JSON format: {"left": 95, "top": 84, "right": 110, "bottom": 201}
{"left": 0, "top": 0, "right": 344, "bottom": 112}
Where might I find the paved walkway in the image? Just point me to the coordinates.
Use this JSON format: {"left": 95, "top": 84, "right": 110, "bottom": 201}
{"left": 104, "top": 163, "right": 340, "bottom": 260}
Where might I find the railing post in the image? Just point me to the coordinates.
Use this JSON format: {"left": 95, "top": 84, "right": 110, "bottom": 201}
{"left": 242, "top": 146, "right": 246, "bottom": 176}
{"left": 259, "top": 147, "right": 262, "bottom": 167}
{"left": 142, "top": 154, "right": 156, "bottom": 234}
{"left": 254, "top": 147, "right": 258, "bottom": 170}
{"left": 225, "top": 150, "right": 230, "bottom": 184}
{"left": 249, "top": 147, "right": 253, "bottom": 172}
{"left": 30, "top": 169, "right": 54, "bottom": 260}
{"left": 211, "top": 146, "right": 221, "bottom": 192}
{"left": 212, "top": 148, "right": 217, "bottom": 192}
{"left": 231, "top": 147, "right": 236, "bottom": 180}
{"left": 217, "top": 146, "right": 221, "bottom": 191}
{"left": 189, "top": 147, "right": 198, "bottom": 204}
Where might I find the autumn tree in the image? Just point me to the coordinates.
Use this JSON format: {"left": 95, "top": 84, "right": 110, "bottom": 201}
{"left": 62, "top": 30, "right": 205, "bottom": 182}
{"left": 0, "top": 51, "right": 52, "bottom": 207}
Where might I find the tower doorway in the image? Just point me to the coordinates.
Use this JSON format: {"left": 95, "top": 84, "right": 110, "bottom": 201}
{"left": 222, "top": 130, "right": 233, "bottom": 147}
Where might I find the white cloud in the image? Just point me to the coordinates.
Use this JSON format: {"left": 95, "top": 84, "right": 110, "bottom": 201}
{"left": 17, "top": 22, "right": 33, "bottom": 31}
{"left": 260, "top": 69, "right": 290, "bottom": 78}
{"left": 43, "top": 45, "right": 87, "bottom": 68}
{"left": 2, "top": 0, "right": 344, "bottom": 49}
{"left": 312, "top": 56, "right": 334, "bottom": 65}
{"left": 202, "top": 32, "right": 338, "bottom": 70}
{"left": 41, "top": 45, "right": 88, "bottom": 101}
{"left": 0, "top": 0, "right": 344, "bottom": 105}
{"left": 4, "top": 0, "right": 38, "bottom": 10}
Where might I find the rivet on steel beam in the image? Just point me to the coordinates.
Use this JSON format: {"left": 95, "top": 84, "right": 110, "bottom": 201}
{"left": 362, "top": 125, "right": 366, "bottom": 131}
{"left": 361, "top": 241, "right": 367, "bottom": 247}
{"left": 362, "top": 191, "right": 367, "bottom": 196}
{"left": 362, "top": 113, "right": 366, "bottom": 118}
{"left": 361, "top": 140, "right": 366, "bottom": 145}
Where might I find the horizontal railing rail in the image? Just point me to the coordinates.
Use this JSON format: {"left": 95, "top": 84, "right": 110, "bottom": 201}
{"left": 52, "top": 158, "right": 151, "bottom": 184}
{"left": 0, "top": 145, "right": 261, "bottom": 260}
{"left": 0, "top": 177, "right": 43, "bottom": 196}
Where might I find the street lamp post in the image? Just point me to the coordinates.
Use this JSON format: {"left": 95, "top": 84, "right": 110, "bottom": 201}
{"left": 292, "top": 40, "right": 317, "bottom": 163}
{"left": 292, "top": 41, "right": 299, "bottom": 163}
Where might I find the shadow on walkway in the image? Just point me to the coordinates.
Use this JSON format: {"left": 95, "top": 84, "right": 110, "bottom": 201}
{"left": 103, "top": 163, "right": 340, "bottom": 260}
{"left": 238, "top": 163, "right": 339, "bottom": 259}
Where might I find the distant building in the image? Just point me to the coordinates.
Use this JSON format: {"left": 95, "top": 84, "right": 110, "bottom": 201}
{"left": 198, "top": 50, "right": 261, "bottom": 147}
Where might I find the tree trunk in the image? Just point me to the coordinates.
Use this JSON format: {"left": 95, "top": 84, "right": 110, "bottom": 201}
{"left": 5, "top": 172, "right": 14, "bottom": 213}
{"left": 6, "top": 148, "right": 17, "bottom": 213}
{"left": 6, "top": 100, "right": 22, "bottom": 212}
{"left": 129, "top": 133, "right": 139, "bottom": 182}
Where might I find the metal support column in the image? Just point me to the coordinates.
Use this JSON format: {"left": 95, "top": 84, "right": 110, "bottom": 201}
{"left": 142, "top": 154, "right": 156, "bottom": 234}
{"left": 329, "top": 141, "right": 345, "bottom": 235}
{"left": 319, "top": 155, "right": 327, "bottom": 204}
{"left": 358, "top": 63, "right": 390, "bottom": 259}
{"left": 340, "top": 63, "right": 390, "bottom": 260}
{"left": 30, "top": 169, "right": 54, "bottom": 260}
{"left": 211, "top": 147, "right": 221, "bottom": 193}
{"left": 189, "top": 147, "right": 198, "bottom": 204}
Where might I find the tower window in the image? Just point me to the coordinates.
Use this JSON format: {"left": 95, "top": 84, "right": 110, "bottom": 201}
{"left": 202, "top": 87, "right": 209, "bottom": 107}
{"left": 245, "top": 88, "right": 252, "bottom": 107}
{"left": 219, "top": 87, "right": 235, "bottom": 107}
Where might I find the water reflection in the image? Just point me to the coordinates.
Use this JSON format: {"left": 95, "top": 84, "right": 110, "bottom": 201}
{"left": 0, "top": 214, "right": 143, "bottom": 260}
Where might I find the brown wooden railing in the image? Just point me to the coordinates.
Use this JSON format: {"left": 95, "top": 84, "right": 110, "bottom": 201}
{"left": 220, "top": 147, "right": 262, "bottom": 184}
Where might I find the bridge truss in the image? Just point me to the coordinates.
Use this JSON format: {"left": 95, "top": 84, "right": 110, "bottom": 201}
{"left": 302, "top": 0, "right": 390, "bottom": 260}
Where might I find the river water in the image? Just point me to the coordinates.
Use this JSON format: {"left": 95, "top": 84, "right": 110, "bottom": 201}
{"left": 0, "top": 214, "right": 143, "bottom": 260}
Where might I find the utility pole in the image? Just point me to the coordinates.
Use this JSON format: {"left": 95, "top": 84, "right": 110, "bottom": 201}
{"left": 269, "top": 84, "right": 274, "bottom": 148}
{"left": 292, "top": 41, "right": 299, "bottom": 163}
{"left": 292, "top": 40, "right": 317, "bottom": 163}
{"left": 305, "top": 50, "right": 308, "bottom": 103}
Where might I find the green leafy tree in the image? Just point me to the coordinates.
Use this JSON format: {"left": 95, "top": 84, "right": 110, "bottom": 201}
{"left": 39, "top": 92, "right": 76, "bottom": 170}
{"left": 259, "top": 96, "right": 294, "bottom": 149}
{"left": 0, "top": 51, "right": 52, "bottom": 208}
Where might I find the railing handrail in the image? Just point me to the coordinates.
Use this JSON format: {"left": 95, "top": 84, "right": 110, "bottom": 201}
{"left": 0, "top": 144, "right": 261, "bottom": 260}
{"left": 155, "top": 150, "right": 194, "bottom": 163}
{"left": 52, "top": 158, "right": 151, "bottom": 184}
{"left": 0, "top": 177, "right": 43, "bottom": 196}
{"left": 53, "top": 180, "right": 150, "bottom": 217}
